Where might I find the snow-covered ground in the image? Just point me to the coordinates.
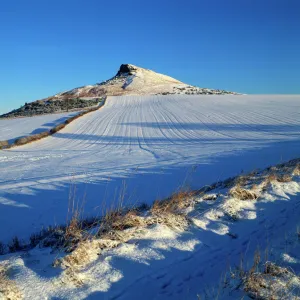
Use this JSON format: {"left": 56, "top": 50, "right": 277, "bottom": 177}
{"left": 1, "top": 159, "right": 299, "bottom": 299}
{"left": 0, "top": 111, "right": 79, "bottom": 142}
{"left": 0, "top": 95, "right": 300, "bottom": 244}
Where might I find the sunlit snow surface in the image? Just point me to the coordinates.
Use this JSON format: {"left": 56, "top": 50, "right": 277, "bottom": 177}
{"left": 0, "top": 111, "right": 79, "bottom": 142}
{"left": 0, "top": 95, "right": 299, "bottom": 241}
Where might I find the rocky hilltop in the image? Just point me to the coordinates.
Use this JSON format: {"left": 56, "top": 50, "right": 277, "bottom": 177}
{"left": 1, "top": 64, "right": 238, "bottom": 118}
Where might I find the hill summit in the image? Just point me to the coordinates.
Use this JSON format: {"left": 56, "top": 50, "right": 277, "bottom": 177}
{"left": 1, "top": 64, "right": 238, "bottom": 118}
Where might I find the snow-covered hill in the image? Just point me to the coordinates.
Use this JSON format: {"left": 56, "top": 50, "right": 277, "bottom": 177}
{"left": 1, "top": 64, "right": 238, "bottom": 118}
{"left": 49, "top": 64, "right": 237, "bottom": 99}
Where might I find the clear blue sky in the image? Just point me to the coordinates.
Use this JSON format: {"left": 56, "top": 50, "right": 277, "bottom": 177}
{"left": 0, "top": 0, "right": 299, "bottom": 114}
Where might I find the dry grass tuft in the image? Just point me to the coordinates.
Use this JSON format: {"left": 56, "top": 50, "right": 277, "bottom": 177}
{"left": 264, "top": 262, "right": 289, "bottom": 277}
{"left": 229, "top": 185, "right": 258, "bottom": 200}
{"left": 147, "top": 213, "right": 189, "bottom": 231}
{"left": 151, "top": 191, "right": 194, "bottom": 214}
{"left": 102, "top": 209, "right": 145, "bottom": 232}
{"left": 292, "top": 164, "right": 300, "bottom": 176}
{"left": 54, "top": 190, "right": 192, "bottom": 274}
{"left": 0, "top": 140, "right": 9, "bottom": 150}
{"left": 238, "top": 249, "right": 300, "bottom": 300}
{"left": 0, "top": 263, "right": 22, "bottom": 300}
{"left": 277, "top": 174, "right": 293, "bottom": 183}
{"left": 262, "top": 173, "right": 293, "bottom": 190}
{"left": 234, "top": 175, "right": 249, "bottom": 186}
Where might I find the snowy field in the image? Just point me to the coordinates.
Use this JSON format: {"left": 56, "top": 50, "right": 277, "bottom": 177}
{"left": 0, "top": 111, "right": 79, "bottom": 142}
{"left": 5, "top": 161, "right": 299, "bottom": 300}
{"left": 0, "top": 95, "right": 300, "bottom": 242}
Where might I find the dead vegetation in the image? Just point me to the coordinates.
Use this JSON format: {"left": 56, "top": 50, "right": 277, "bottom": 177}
{"left": 229, "top": 185, "right": 258, "bottom": 200}
{"left": 53, "top": 190, "right": 193, "bottom": 274}
{"left": 293, "top": 164, "right": 300, "bottom": 176}
{"left": 0, "top": 263, "right": 22, "bottom": 300}
{"left": 151, "top": 190, "right": 195, "bottom": 214}
{"left": 241, "top": 251, "right": 300, "bottom": 300}
{"left": 49, "top": 123, "right": 66, "bottom": 134}
{"left": 14, "top": 131, "right": 50, "bottom": 146}
{"left": 0, "top": 140, "right": 9, "bottom": 150}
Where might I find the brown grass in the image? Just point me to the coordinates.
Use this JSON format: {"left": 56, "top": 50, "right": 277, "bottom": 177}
{"left": 0, "top": 263, "right": 22, "bottom": 299}
{"left": 50, "top": 124, "right": 66, "bottom": 134}
{"left": 53, "top": 189, "right": 193, "bottom": 273}
{"left": 292, "top": 164, "right": 300, "bottom": 176}
{"left": 229, "top": 185, "right": 258, "bottom": 200}
{"left": 151, "top": 191, "right": 195, "bottom": 214}
{"left": 262, "top": 173, "right": 293, "bottom": 190}
{"left": 13, "top": 131, "right": 50, "bottom": 146}
{"left": 234, "top": 246, "right": 300, "bottom": 300}
{"left": 0, "top": 140, "right": 9, "bottom": 150}
{"left": 100, "top": 209, "right": 145, "bottom": 232}
{"left": 276, "top": 174, "right": 293, "bottom": 183}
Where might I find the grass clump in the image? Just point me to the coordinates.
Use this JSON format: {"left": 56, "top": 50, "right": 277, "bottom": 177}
{"left": 229, "top": 185, "right": 258, "bottom": 201}
{"left": 0, "top": 140, "right": 9, "bottom": 150}
{"left": 0, "top": 263, "right": 22, "bottom": 300}
{"left": 232, "top": 248, "right": 300, "bottom": 300}
{"left": 293, "top": 164, "right": 300, "bottom": 176}
{"left": 151, "top": 190, "right": 194, "bottom": 214}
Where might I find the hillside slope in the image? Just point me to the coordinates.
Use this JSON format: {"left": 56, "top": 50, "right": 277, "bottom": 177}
{"left": 0, "top": 158, "right": 299, "bottom": 300}
{"left": 0, "top": 95, "right": 299, "bottom": 243}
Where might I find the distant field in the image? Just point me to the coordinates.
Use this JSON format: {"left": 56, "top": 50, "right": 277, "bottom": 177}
{"left": 0, "top": 111, "right": 80, "bottom": 142}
